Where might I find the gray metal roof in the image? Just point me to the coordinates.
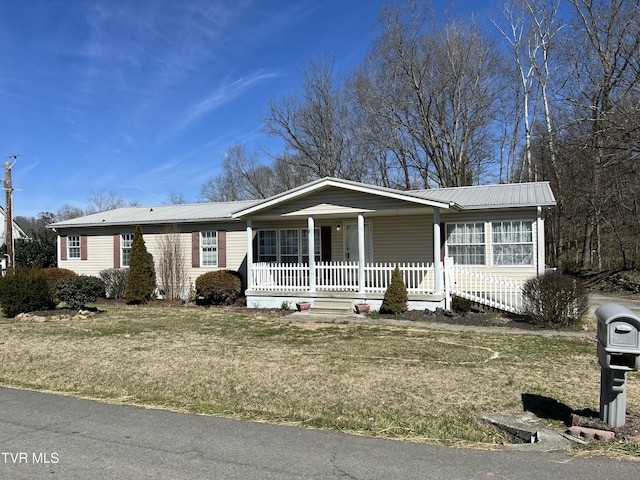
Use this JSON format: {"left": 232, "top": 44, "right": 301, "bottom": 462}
{"left": 48, "top": 199, "right": 260, "bottom": 228}
{"left": 411, "top": 182, "right": 556, "bottom": 209}
{"left": 47, "top": 181, "right": 555, "bottom": 229}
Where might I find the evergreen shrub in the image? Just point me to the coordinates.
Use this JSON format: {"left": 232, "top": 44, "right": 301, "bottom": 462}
{"left": 195, "top": 270, "right": 242, "bottom": 305}
{"left": 55, "top": 275, "right": 105, "bottom": 310}
{"left": 451, "top": 295, "right": 472, "bottom": 314}
{"left": 100, "top": 268, "right": 129, "bottom": 299}
{"left": 522, "top": 272, "right": 589, "bottom": 327}
{"left": 124, "top": 225, "right": 157, "bottom": 304}
{"left": 0, "top": 268, "right": 54, "bottom": 318}
{"left": 380, "top": 265, "right": 408, "bottom": 314}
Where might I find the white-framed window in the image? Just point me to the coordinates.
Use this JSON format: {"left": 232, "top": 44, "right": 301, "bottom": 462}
{"left": 201, "top": 231, "right": 218, "bottom": 267}
{"left": 446, "top": 223, "right": 485, "bottom": 265}
{"left": 68, "top": 235, "right": 81, "bottom": 259}
{"left": 492, "top": 220, "right": 534, "bottom": 266}
{"left": 257, "top": 228, "right": 321, "bottom": 263}
{"left": 121, "top": 233, "right": 134, "bottom": 267}
{"left": 258, "top": 230, "right": 277, "bottom": 262}
{"left": 301, "top": 228, "right": 321, "bottom": 263}
{"left": 280, "top": 229, "right": 299, "bottom": 264}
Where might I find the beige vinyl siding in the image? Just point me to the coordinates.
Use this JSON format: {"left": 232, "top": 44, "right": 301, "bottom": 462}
{"left": 262, "top": 188, "right": 423, "bottom": 217}
{"left": 367, "top": 216, "right": 433, "bottom": 264}
{"left": 225, "top": 230, "right": 248, "bottom": 271}
{"left": 57, "top": 235, "right": 115, "bottom": 276}
{"left": 57, "top": 224, "right": 250, "bottom": 287}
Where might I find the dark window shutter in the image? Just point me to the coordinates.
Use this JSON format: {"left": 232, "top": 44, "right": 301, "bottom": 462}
{"left": 440, "top": 224, "right": 446, "bottom": 263}
{"left": 321, "top": 226, "right": 332, "bottom": 262}
{"left": 80, "top": 235, "right": 88, "bottom": 261}
{"left": 218, "top": 231, "right": 226, "bottom": 268}
{"left": 113, "top": 234, "right": 120, "bottom": 268}
{"left": 192, "top": 232, "right": 200, "bottom": 268}
{"left": 60, "top": 236, "right": 68, "bottom": 261}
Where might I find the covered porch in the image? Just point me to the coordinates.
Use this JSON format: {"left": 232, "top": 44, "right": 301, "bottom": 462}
{"left": 231, "top": 178, "right": 455, "bottom": 311}
{"left": 243, "top": 211, "right": 447, "bottom": 311}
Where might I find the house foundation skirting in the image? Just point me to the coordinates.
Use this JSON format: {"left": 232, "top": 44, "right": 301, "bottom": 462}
{"left": 245, "top": 290, "right": 446, "bottom": 312}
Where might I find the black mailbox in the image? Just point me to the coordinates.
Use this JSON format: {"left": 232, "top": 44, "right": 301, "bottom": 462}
{"left": 596, "top": 304, "right": 640, "bottom": 371}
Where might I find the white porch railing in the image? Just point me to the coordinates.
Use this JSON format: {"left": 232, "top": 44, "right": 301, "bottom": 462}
{"left": 364, "top": 262, "right": 436, "bottom": 294}
{"left": 444, "top": 257, "right": 525, "bottom": 314}
{"left": 251, "top": 259, "right": 526, "bottom": 313}
{"left": 252, "top": 262, "right": 437, "bottom": 295}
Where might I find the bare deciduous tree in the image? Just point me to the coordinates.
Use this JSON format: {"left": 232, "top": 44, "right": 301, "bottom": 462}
{"left": 355, "top": 2, "right": 503, "bottom": 188}
{"left": 156, "top": 225, "right": 188, "bottom": 301}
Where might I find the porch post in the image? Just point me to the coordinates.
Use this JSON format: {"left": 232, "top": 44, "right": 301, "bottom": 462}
{"left": 246, "top": 219, "right": 253, "bottom": 290}
{"left": 536, "top": 206, "right": 545, "bottom": 276}
{"left": 308, "top": 216, "right": 316, "bottom": 292}
{"left": 358, "top": 214, "right": 365, "bottom": 294}
{"left": 433, "top": 208, "right": 442, "bottom": 295}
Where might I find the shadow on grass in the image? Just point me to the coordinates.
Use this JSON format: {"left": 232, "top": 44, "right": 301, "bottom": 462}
{"left": 521, "top": 393, "right": 574, "bottom": 424}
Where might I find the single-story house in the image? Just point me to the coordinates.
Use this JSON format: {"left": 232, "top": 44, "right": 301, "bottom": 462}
{"left": 47, "top": 177, "right": 556, "bottom": 313}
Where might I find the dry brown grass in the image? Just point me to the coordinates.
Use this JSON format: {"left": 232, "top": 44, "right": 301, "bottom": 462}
{"left": 0, "top": 305, "right": 638, "bottom": 452}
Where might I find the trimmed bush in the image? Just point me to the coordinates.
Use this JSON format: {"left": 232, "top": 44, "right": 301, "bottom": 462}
{"left": 451, "top": 295, "right": 472, "bottom": 315}
{"left": 54, "top": 275, "right": 105, "bottom": 310}
{"left": 195, "top": 270, "right": 242, "bottom": 306}
{"left": 40, "top": 267, "right": 77, "bottom": 291}
{"left": 100, "top": 268, "right": 129, "bottom": 299}
{"left": 380, "top": 265, "right": 408, "bottom": 314}
{"left": 0, "top": 268, "right": 54, "bottom": 318}
{"left": 522, "top": 273, "right": 589, "bottom": 327}
{"left": 124, "top": 225, "right": 157, "bottom": 304}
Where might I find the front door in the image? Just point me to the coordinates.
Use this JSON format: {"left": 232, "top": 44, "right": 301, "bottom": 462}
{"left": 344, "top": 222, "right": 372, "bottom": 262}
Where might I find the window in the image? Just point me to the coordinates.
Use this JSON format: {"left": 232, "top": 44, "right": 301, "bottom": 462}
{"left": 446, "top": 223, "right": 485, "bottom": 265}
{"left": 301, "top": 228, "right": 321, "bottom": 263}
{"left": 257, "top": 228, "right": 322, "bottom": 263}
{"left": 280, "top": 229, "right": 299, "bottom": 264}
{"left": 121, "top": 233, "right": 134, "bottom": 267}
{"left": 68, "top": 235, "right": 81, "bottom": 259}
{"left": 492, "top": 220, "right": 533, "bottom": 266}
{"left": 258, "top": 230, "right": 277, "bottom": 262}
{"left": 201, "top": 231, "right": 218, "bottom": 267}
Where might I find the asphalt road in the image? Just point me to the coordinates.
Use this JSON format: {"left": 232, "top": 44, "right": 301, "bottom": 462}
{"left": 0, "top": 387, "right": 638, "bottom": 479}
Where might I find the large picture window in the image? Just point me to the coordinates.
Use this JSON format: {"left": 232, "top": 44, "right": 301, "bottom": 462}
{"left": 492, "top": 220, "right": 533, "bottom": 266}
{"left": 446, "top": 223, "right": 485, "bottom": 265}
{"left": 257, "top": 228, "right": 321, "bottom": 263}
{"left": 121, "top": 233, "right": 134, "bottom": 267}
{"left": 201, "top": 231, "right": 218, "bottom": 267}
{"left": 280, "top": 229, "right": 299, "bottom": 264}
{"left": 68, "top": 235, "right": 81, "bottom": 259}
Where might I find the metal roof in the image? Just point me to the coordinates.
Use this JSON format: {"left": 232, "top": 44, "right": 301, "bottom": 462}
{"left": 410, "top": 182, "right": 556, "bottom": 210}
{"left": 48, "top": 200, "right": 260, "bottom": 228}
{"left": 47, "top": 181, "right": 555, "bottom": 229}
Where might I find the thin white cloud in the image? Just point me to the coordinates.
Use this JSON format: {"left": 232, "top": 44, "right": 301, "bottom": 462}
{"left": 172, "top": 70, "right": 281, "bottom": 135}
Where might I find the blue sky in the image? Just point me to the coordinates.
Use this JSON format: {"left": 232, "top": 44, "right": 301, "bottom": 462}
{"left": 0, "top": 0, "right": 490, "bottom": 218}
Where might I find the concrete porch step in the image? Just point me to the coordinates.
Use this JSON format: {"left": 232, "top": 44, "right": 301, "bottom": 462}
{"left": 310, "top": 298, "right": 354, "bottom": 314}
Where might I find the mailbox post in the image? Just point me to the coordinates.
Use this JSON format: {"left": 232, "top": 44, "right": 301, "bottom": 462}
{"left": 595, "top": 304, "right": 640, "bottom": 428}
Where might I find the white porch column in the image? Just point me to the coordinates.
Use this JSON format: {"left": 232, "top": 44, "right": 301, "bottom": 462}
{"left": 433, "top": 208, "right": 442, "bottom": 295}
{"left": 536, "top": 206, "right": 545, "bottom": 276}
{"left": 358, "top": 214, "right": 365, "bottom": 294}
{"left": 246, "top": 219, "right": 253, "bottom": 290}
{"left": 308, "top": 216, "right": 316, "bottom": 292}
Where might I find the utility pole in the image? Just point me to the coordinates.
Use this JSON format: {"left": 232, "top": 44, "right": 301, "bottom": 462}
{"left": 3, "top": 157, "right": 16, "bottom": 271}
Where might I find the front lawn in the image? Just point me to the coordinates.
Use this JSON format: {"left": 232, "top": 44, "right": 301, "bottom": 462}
{"left": 0, "top": 305, "right": 637, "bottom": 456}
